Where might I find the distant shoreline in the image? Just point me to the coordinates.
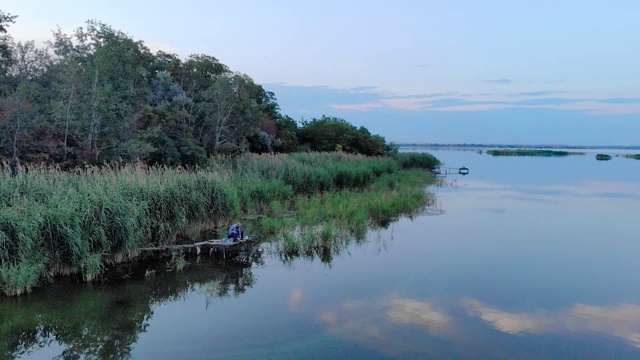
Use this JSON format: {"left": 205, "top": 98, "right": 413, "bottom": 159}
{"left": 396, "top": 143, "right": 640, "bottom": 150}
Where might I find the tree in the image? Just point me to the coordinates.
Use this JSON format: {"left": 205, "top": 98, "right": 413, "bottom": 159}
{"left": 274, "top": 116, "right": 298, "bottom": 152}
{"left": 196, "top": 73, "right": 260, "bottom": 154}
{"left": 298, "top": 116, "right": 387, "bottom": 156}
{"left": 54, "top": 21, "right": 153, "bottom": 162}
{"left": 0, "top": 41, "right": 50, "bottom": 163}
{"left": 0, "top": 11, "right": 17, "bottom": 76}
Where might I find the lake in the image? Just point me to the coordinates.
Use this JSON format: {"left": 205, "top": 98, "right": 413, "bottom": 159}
{"left": 2, "top": 148, "right": 640, "bottom": 359}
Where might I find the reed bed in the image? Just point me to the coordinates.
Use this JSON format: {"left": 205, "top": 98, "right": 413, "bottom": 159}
{"left": 255, "top": 169, "right": 437, "bottom": 260}
{"left": 392, "top": 152, "right": 441, "bottom": 169}
{"left": 0, "top": 152, "right": 434, "bottom": 296}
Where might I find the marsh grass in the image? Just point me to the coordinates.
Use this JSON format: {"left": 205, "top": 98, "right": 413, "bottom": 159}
{"left": 0, "top": 152, "right": 435, "bottom": 296}
{"left": 392, "top": 152, "right": 441, "bottom": 169}
{"left": 260, "top": 168, "right": 437, "bottom": 261}
{"left": 623, "top": 154, "right": 640, "bottom": 160}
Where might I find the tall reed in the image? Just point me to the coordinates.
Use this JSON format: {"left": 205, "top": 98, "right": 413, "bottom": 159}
{"left": 0, "top": 152, "right": 436, "bottom": 296}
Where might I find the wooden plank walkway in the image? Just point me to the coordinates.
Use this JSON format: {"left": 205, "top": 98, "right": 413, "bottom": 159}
{"left": 139, "top": 237, "right": 254, "bottom": 259}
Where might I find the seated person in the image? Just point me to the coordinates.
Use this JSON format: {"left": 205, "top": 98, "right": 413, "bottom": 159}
{"left": 227, "top": 222, "right": 244, "bottom": 242}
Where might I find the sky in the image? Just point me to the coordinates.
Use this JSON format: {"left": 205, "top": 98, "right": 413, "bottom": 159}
{"left": 3, "top": 0, "right": 640, "bottom": 145}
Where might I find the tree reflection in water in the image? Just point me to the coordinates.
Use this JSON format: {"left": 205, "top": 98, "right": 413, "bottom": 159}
{"left": 0, "top": 249, "right": 262, "bottom": 360}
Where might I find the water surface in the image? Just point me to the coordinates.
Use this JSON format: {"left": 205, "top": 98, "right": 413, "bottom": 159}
{"left": 2, "top": 149, "right": 640, "bottom": 359}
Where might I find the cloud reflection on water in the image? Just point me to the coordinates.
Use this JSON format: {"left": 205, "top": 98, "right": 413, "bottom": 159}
{"left": 460, "top": 180, "right": 640, "bottom": 201}
{"left": 386, "top": 298, "right": 451, "bottom": 332}
{"left": 462, "top": 299, "right": 640, "bottom": 348}
{"left": 315, "top": 296, "right": 453, "bottom": 357}
{"left": 314, "top": 295, "right": 640, "bottom": 352}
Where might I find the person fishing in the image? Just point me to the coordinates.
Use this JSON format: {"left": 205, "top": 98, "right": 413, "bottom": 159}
{"left": 227, "top": 222, "right": 244, "bottom": 242}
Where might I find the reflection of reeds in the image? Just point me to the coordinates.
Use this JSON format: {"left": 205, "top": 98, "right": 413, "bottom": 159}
{"left": 0, "top": 153, "right": 436, "bottom": 296}
{"left": 486, "top": 149, "right": 586, "bottom": 157}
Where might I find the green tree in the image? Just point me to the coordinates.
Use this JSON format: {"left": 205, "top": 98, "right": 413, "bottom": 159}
{"left": 298, "top": 116, "right": 387, "bottom": 156}
{"left": 0, "top": 41, "right": 50, "bottom": 163}
{"left": 0, "top": 10, "right": 17, "bottom": 77}
{"left": 274, "top": 115, "right": 299, "bottom": 152}
{"left": 70, "top": 21, "right": 153, "bottom": 163}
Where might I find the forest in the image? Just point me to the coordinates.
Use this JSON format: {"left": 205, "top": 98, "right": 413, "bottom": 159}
{"left": 0, "top": 11, "right": 392, "bottom": 168}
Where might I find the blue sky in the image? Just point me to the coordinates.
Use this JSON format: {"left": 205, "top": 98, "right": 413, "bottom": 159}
{"left": 4, "top": 0, "right": 640, "bottom": 145}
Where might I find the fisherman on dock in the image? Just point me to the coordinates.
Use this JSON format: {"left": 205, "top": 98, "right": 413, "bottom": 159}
{"left": 228, "top": 222, "right": 244, "bottom": 242}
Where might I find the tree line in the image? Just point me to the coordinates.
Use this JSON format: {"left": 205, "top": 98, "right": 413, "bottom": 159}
{"left": 0, "top": 12, "right": 393, "bottom": 168}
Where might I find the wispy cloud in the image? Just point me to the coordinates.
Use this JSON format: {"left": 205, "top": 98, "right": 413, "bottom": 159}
{"left": 331, "top": 102, "right": 385, "bottom": 111}
{"left": 483, "top": 78, "right": 512, "bottom": 84}
{"left": 536, "top": 101, "right": 640, "bottom": 116}
{"left": 267, "top": 83, "right": 640, "bottom": 116}
{"left": 507, "top": 91, "right": 565, "bottom": 97}
{"left": 146, "top": 42, "right": 181, "bottom": 55}
{"left": 330, "top": 94, "right": 640, "bottom": 115}
{"left": 429, "top": 103, "right": 511, "bottom": 112}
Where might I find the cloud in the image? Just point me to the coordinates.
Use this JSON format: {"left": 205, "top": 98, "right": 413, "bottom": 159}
{"left": 483, "top": 78, "right": 513, "bottom": 84}
{"left": 331, "top": 102, "right": 385, "bottom": 111}
{"left": 428, "top": 103, "right": 511, "bottom": 112}
{"left": 598, "top": 98, "right": 640, "bottom": 104}
{"left": 507, "top": 91, "right": 565, "bottom": 97}
{"left": 536, "top": 101, "right": 640, "bottom": 116}
{"left": 267, "top": 83, "right": 640, "bottom": 117}
{"left": 145, "top": 41, "right": 181, "bottom": 55}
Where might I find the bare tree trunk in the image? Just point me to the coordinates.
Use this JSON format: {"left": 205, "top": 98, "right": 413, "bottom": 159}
{"left": 88, "top": 69, "right": 101, "bottom": 161}
{"left": 12, "top": 120, "right": 20, "bottom": 161}
{"left": 11, "top": 97, "right": 25, "bottom": 162}
{"left": 63, "top": 88, "right": 74, "bottom": 162}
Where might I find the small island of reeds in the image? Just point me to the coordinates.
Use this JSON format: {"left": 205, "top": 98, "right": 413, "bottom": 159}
{"left": 596, "top": 154, "right": 612, "bottom": 161}
{"left": 486, "top": 149, "right": 586, "bottom": 157}
{"left": 623, "top": 154, "right": 640, "bottom": 160}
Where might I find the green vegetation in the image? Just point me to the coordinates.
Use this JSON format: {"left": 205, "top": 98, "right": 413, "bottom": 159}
{"left": 391, "top": 152, "right": 440, "bottom": 169}
{"left": 623, "top": 154, "right": 640, "bottom": 160}
{"left": 0, "top": 15, "right": 393, "bottom": 168}
{"left": 596, "top": 154, "right": 612, "bottom": 161}
{"left": 0, "top": 13, "right": 441, "bottom": 297}
{"left": 486, "top": 149, "right": 586, "bottom": 157}
{"left": 0, "top": 152, "right": 437, "bottom": 296}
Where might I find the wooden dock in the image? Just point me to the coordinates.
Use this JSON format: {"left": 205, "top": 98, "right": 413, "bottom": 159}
{"left": 138, "top": 238, "right": 254, "bottom": 259}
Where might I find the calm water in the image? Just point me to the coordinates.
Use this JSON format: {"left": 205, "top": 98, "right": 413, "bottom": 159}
{"left": 2, "top": 149, "right": 640, "bottom": 359}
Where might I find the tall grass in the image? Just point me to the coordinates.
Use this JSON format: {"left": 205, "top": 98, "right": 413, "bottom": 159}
{"left": 258, "top": 168, "right": 437, "bottom": 262}
{"left": 0, "top": 152, "right": 436, "bottom": 296}
{"left": 0, "top": 163, "right": 236, "bottom": 295}
{"left": 392, "top": 152, "right": 441, "bottom": 169}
